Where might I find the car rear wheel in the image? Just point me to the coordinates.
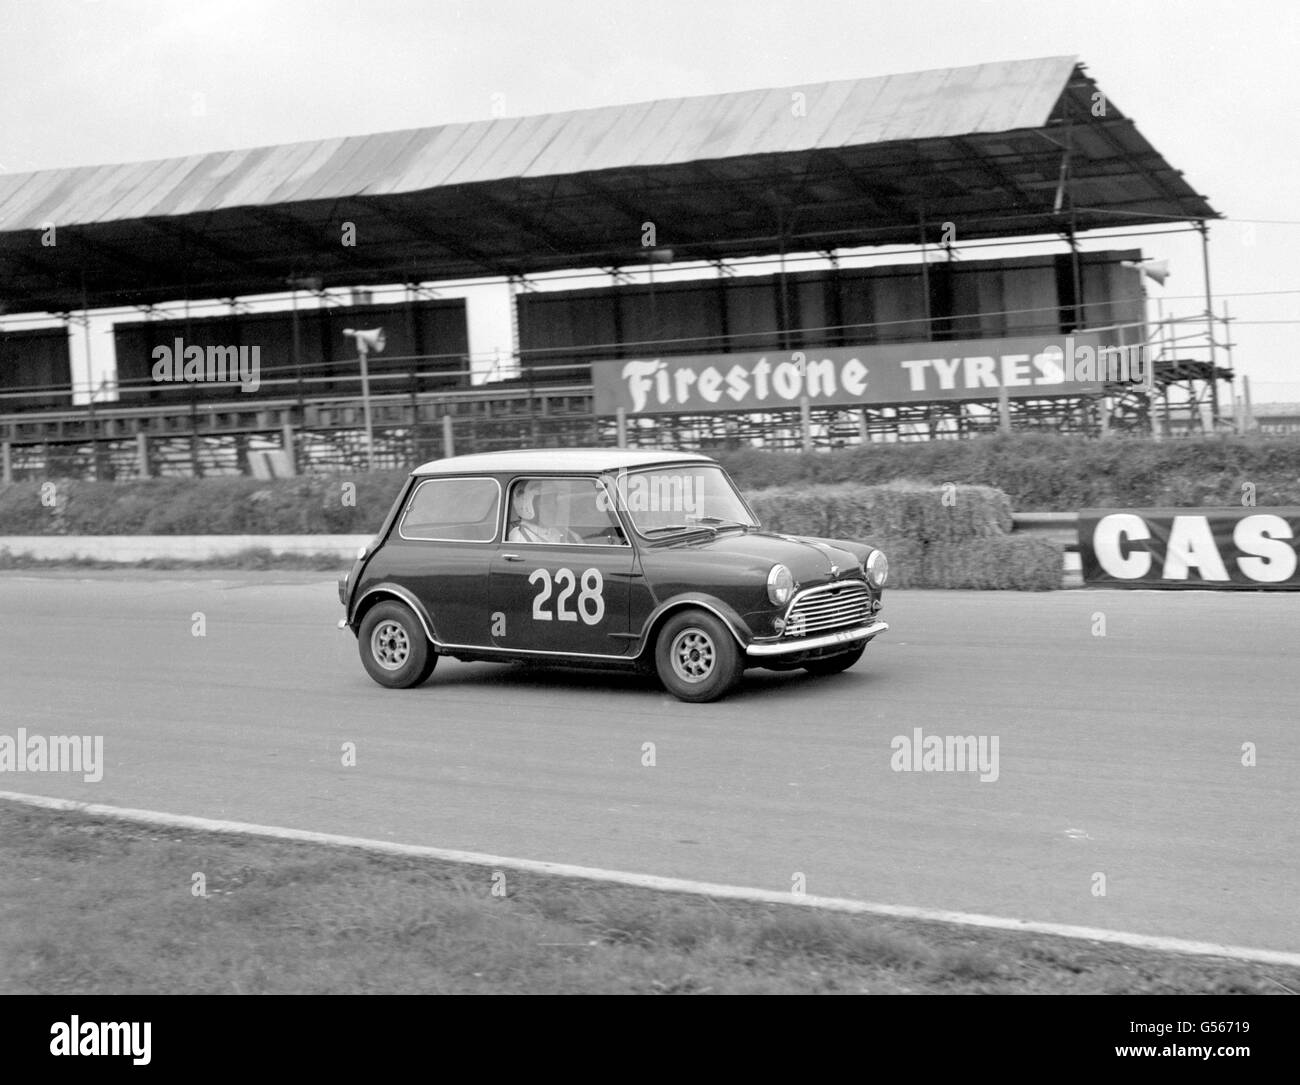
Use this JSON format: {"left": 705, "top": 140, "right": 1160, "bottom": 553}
{"left": 802, "top": 643, "right": 866, "bottom": 676}
{"left": 358, "top": 601, "right": 437, "bottom": 689}
{"left": 654, "top": 610, "right": 744, "bottom": 703}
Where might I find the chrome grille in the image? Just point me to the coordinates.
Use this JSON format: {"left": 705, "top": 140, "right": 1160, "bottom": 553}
{"left": 783, "top": 582, "right": 870, "bottom": 638}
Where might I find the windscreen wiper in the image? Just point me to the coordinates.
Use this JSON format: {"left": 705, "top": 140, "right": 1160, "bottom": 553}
{"left": 694, "top": 517, "right": 751, "bottom": 532}
{"left": 642, "top": 523, "right": 717, "bottom": 537}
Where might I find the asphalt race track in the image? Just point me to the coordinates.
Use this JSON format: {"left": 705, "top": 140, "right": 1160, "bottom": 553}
{"left": 1, "top": 571, "right": 1296, "bottom": 954}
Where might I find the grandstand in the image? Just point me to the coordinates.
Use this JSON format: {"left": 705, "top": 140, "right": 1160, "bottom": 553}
{"left": 0, "top": 56, "right": 1230, "bottom": 479}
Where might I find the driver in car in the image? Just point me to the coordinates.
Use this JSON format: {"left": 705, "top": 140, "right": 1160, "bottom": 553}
{"left": 508, "top": 480, "right": 571, "bottom": 543}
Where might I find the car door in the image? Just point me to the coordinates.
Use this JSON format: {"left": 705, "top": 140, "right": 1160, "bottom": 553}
{"left": 386, "top": 475, "right": 501, "bottom": 647}
{"left": 490, "top": 476, "right": 639, "bottom": 657}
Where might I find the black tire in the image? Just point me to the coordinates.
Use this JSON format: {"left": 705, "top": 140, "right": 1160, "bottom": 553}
{"left": 654, "top": 609, "right": 745, "bottom": 703}
{"left": 802, "top": 643, "right": 866, "bottom": 677}
{"left": 358, "top": 601, "right": 437, "bottom": 689}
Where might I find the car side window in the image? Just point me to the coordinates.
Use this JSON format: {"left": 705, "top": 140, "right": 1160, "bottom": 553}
{"left": 506, "top": 477, "right": 628, "bottom": 546}
{"left": 399, "top": 477, "right": 501, "bottom": 542}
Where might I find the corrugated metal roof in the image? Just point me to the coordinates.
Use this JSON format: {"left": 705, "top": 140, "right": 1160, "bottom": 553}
{"left": 0, "top": 57, "right": 1080, "bottom": 231}
{"left": 0, "top": 56, "right": 1220, "bottom": 313}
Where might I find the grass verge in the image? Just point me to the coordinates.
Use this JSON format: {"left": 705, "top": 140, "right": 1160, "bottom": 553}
{"left": 2, "top": 801, "right": 1295, "bottom": 995}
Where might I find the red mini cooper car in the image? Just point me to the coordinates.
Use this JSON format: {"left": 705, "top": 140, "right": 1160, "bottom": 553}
{"left": 338, "top": 448, "right": 888, "bottom": 702}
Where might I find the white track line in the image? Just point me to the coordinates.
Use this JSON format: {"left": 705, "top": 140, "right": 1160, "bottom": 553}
{"left": 4, "top": 789, "right": 1298, "bottom": 969}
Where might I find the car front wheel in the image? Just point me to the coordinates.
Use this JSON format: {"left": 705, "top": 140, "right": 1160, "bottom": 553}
{"left": 654, "top": 609, "right": 744, "bottom": 703}
{"left": 358, "top": 601, "right": 437, "bottom": 689}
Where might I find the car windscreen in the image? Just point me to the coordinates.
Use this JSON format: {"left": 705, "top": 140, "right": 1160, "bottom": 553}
{"left": 613, "top": 465, "right": 757, "bottom": 535}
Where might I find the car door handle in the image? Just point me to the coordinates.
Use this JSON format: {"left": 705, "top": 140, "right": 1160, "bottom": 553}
{"left": 501, "top": 553, "right": 525, "bottom": 562}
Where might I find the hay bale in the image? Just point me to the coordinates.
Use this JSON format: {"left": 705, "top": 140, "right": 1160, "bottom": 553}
{"left": 919, "top": 535, "right": 1062, "bottom": 591}
{"left": 828, "top": 534, "right": 1059, "bottom": 591}
{"left": 743, "top": 482, "right": 1060, "bottom": 589}
{"left": 746, "top": 482, "right": 1012, "bottom": 543}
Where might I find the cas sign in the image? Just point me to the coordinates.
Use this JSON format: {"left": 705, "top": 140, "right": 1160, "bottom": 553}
{"left": 1079, "top": 508, "right": 1300, "bottom": 589}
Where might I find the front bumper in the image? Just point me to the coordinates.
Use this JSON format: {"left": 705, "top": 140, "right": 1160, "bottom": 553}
{"left": 746, "top": 619, "right": 888, "bottom": 658}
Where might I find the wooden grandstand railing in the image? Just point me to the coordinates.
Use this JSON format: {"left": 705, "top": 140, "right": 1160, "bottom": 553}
{"left": 0, "top": 317, "right": 1239, "bottom": 481}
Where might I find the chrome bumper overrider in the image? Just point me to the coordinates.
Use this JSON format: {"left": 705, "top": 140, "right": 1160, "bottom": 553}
{"left": 746, "top": 619, "right": 888, "bottom": 657}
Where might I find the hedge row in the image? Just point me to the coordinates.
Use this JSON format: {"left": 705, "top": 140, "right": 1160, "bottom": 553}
{"left": 711, "top": 434, "right": 1300, "bottom": 510}
{"left": 4, "top": 434, "right": 1295, "bottom": 534}
{"left": 0, "top": 472, "right": 409, "bottom": 537}
{"left": 2, "top": 474, "right": 1014, "bottom": 543}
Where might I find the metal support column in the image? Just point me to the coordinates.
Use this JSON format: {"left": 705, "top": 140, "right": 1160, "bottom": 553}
{"left": 441, "top": 413, "right": 455, "bottom": 459}
{"left": 1198, "top": 221, "right": 1221, "bottom": 424}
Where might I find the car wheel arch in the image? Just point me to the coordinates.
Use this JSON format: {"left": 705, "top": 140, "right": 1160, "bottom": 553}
{"left": 350, "top": 584, "right": 439, "bottom": 644}
{"left": 637, "top": 596, "right": 750, "bottom": 662}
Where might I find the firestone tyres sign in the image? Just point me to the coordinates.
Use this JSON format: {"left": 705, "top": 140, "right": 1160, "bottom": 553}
{"left": 1079, "top": 508, "right": 1300, "bottom": 589}
{"left": 592, "top": 333, "right": 1109, "bottom": 415}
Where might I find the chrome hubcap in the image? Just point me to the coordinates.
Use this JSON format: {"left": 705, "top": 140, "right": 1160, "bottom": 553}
{"left": 371, "top": 620, "right": 410, "bottom": 670}
{"left": 670, "top": 628, "right": 715, "bottom": 683}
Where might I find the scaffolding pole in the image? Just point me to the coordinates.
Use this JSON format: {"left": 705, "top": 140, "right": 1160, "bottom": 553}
{"left": 1198, "top": 221, "right": 1221, "bottom": 423}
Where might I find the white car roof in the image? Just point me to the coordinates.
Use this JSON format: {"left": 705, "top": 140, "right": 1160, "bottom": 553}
{"left": 411, "top": 447, "right": 718, "bottom": 476}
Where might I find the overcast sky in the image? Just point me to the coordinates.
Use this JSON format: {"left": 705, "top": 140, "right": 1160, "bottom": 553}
{"left": 3, "top": 0, "right": 1298, "bottom": 397}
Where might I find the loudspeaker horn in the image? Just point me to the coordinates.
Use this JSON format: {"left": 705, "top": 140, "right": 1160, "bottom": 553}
{"left": 343, "top": 327, "right": 386, "bottom": 355}
{"left": 1121, "top": 259, "right": 1170, "bottom": 286}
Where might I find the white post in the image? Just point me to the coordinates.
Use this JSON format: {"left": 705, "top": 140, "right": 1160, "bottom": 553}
{"left": 281, "top": 420, "right": 296, "bottom": 475}
{"left": 616, "top": 407, "right": 627, "bottom": 448}
{"left": 359, "top": 349, "right": 374, "bottom": 471}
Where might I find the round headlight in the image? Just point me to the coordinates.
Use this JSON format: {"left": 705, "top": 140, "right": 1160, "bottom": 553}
{"left": 767, "top": 563, "right": 794, "bottom": 606}
{"left": 866, "top": 549, "right": 888, "bottom": 588}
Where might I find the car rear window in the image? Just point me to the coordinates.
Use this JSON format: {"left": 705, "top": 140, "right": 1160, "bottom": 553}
{"left": 399, "top": 477, "right": 501, "bottom": 542}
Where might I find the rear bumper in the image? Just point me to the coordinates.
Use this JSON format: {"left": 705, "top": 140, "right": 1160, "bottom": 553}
{"left": 746, "top": 619, "right": 888, "bottom": 658}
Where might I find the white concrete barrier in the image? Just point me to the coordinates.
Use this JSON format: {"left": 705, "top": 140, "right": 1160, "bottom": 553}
{"left": 0, "top": 534, "right": 371, "bottom": 562}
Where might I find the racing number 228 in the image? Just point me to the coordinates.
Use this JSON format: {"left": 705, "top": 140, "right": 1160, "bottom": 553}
{"left": 529, "top": 567, "right": 605, "bottom": 625}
